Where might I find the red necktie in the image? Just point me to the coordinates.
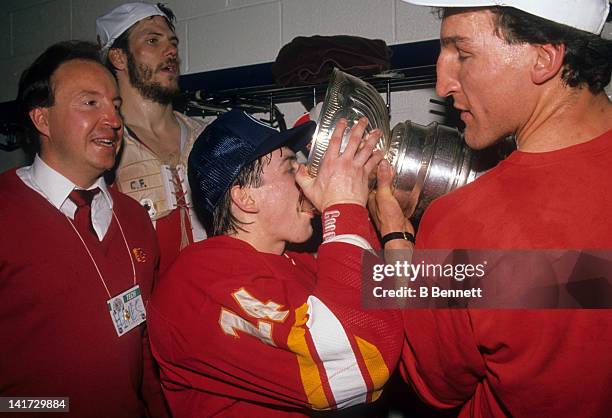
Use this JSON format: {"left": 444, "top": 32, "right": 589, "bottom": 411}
{"left": 69, "top": 188, "right": 101, "bottom": 239}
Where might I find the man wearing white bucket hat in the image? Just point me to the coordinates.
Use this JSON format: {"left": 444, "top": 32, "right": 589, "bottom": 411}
{"left": 370, "top": 1, "right": 612, "bottom": 417}
{"left": 96, "top": 3, "right": 211, "bottom": 275}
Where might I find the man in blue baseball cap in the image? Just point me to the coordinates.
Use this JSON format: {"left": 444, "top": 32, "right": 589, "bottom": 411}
{"left": 147, "top": 110, "right": 405, "bottom": 417}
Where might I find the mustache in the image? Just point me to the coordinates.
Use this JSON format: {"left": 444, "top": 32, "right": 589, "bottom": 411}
{"left": 156, "top": 58, "right": 180, "bottom": 72}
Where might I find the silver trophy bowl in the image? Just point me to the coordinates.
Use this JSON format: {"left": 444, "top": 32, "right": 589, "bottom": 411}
{"left": 307, "top": 68, "right": 509, "bottom": 225}
{"left": 307, "top": 69, "right": 391, "bottom": 177}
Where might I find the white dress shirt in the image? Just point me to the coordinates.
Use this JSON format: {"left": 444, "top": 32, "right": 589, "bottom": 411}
{"left": 16, "top": 155, "right": 114, "bottom": 240}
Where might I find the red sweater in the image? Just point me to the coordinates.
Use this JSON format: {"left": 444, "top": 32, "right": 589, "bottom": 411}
{"left": 0, "top": 169, "right": 168, "bottom": 418}
{"left": 402, "top": 129, "right": 612, "bottom": 417}
{"left": 155, "top": 207, "right": 192, "bottom": 275}
{"left": 148, "top": 204, "right": 403, "bottom": 417}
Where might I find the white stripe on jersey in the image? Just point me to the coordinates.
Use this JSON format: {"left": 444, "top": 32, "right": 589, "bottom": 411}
{"left": 322, "top": 234, "right": 373, "bottom": 251}
{"left": 306, "top": 295, "right": 368, "bottom": 408}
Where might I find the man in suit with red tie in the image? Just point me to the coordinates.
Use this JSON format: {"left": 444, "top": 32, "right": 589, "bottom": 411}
{"left": 0, "top": 40, "right": 169, "bottom": 418}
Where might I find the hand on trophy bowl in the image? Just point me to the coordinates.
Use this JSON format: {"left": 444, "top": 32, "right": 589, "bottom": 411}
{"left": 306, "top": 68, "right": 510, "bottom": 226}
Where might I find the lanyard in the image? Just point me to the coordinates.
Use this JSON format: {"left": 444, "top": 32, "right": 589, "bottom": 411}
{"left": 65, "top": 209, "right": 136, "bottom": 299}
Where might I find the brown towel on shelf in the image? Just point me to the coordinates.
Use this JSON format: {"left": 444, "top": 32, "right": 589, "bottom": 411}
{"left": 272, "top": 35, "right": 392, "bottom": 87}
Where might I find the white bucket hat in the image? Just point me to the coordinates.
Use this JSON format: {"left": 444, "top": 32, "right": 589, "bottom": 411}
{"left": 96, "top": 2, "right": 169, "bottom": 56}
{"left": 401, "top": 0, "right": 610, "bottom": 35}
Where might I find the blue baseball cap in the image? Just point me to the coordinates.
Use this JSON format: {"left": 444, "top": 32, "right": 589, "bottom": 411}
{"left": 188, "top": 110, "right": 316, "bottom": 213}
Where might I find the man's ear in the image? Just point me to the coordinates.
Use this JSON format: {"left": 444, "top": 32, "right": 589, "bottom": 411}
{"left": 29, "top": 107, "right": 50, "bottom": 138}
{"left": 531, "top": 43, "right": 565, "bottom": 85}
{"left": 230, "top": 185, "right": 258, "bottom": 214}
{"left": 108, "top": 48, "right": 128, "bottom": 72}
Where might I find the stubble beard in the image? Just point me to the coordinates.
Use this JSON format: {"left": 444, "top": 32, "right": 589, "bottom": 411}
{"left": 127, "top": 50, "right": 180, "bottom": 105}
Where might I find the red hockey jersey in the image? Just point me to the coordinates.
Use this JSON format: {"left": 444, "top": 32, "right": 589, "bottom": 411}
{"left": 148, "top": 204, "right": 403, "bottom": 417}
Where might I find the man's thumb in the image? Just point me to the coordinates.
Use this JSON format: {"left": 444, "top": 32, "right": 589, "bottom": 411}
{"left": 295, "top": 164, "right": 314, "bottom": 190}
{"left": 376, "top": 159, "right": 394, "bottom": 192}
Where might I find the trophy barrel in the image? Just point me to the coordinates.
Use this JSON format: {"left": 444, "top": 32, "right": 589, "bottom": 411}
{"left": 307, "top": 69, "right": 510, "bottom": 226}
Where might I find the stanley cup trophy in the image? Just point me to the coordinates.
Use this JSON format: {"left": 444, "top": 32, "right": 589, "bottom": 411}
{"left": 307, "top": 68, "right": 513, "bottom": 225}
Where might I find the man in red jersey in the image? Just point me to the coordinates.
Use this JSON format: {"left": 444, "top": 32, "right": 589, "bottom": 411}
{"left": 370, "top": 1, "right": 612, "bottom": 417}
{"left": 148, "top": 110, "right": 404, "bottom": 417}
{"left": 0, "top": 41, "right": 168, "bottom": 417}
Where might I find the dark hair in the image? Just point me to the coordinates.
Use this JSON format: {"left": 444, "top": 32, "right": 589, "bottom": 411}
{"left": 16, "top": 40, "right": 102, "bottom": 155}
{"left": 104, "top": 3, "right": 176, "bottom": 74}
{"left": 211, "top": 154, "right": 272, "bottom": 236}
{"left": 442, "top": 7, "right": 612, "bottom": 94}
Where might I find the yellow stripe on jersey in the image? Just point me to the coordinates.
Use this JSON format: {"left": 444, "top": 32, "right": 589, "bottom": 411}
{"left": 287, "top": 303, "right": 330, "bottom": 410}
{"left": 355, "top": 335, "right": 389, "bottom": 402}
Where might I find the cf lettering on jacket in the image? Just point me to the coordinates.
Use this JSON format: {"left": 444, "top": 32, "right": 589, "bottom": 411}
{"left": 130, "top": 179, "right": 147, "bottom": 190}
